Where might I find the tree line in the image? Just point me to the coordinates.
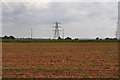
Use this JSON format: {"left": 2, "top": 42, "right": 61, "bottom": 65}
{"left": 1, "top": 35, "right": 118, "bottom": 40}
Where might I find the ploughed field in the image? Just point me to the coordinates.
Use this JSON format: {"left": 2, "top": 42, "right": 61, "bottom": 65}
{"left": 2, "top": 42, "right": 119, "bottom": 78}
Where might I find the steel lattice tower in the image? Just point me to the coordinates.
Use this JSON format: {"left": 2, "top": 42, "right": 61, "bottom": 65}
{"left": 53, "top": 22, "right": 61, "bottom": 39}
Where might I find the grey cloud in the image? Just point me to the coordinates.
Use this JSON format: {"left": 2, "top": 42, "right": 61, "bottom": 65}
{"left": 2, "top": 2, "right": 117, "bottom": 38}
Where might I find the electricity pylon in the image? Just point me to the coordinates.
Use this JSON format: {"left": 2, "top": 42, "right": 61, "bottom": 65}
{"left": 53, "top": 22, "right": 61, "bottom": 39}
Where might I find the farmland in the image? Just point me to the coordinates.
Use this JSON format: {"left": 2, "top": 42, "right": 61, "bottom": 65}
{"left": 2, "top": 41, "right": 119, "bottom": 78}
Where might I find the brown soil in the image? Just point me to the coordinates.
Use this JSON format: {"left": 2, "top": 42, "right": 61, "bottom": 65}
{"left": 2, "top": 42, "right": 119, "bottom": 78}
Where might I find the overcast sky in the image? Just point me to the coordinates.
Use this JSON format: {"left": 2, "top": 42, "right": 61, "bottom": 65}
{"left": 2, "top": 2, "right": 118, "bottom": 39}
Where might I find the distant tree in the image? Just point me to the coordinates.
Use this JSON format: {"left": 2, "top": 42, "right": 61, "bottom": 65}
{"left": 74, "top": 38, "right": 79, "bottom": 40}
{"left": 58, "top": 37, "right": 62, "bottom": 40}
{"left": 105, "top": 37, "right": 109, "bottom": 40}
{"left": 3, "top": 35, "right": 9, "bottom": 39}
{"left": 48, "top": 38, "right": 51, "bottom": 40}
{"left": 113, "top": 38, "right": 117, "bottom": 40}
{"left": 65, "top": 37, "right": 72, "bottom": 40}
{"left": 9, "top": 36, "right": 15, "bottom": 39}
{"left": 3, "top": 35, "right": 15, "bottom": 39}
{"left": 96, "top": 37, "right": 99, "bottom": 40}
